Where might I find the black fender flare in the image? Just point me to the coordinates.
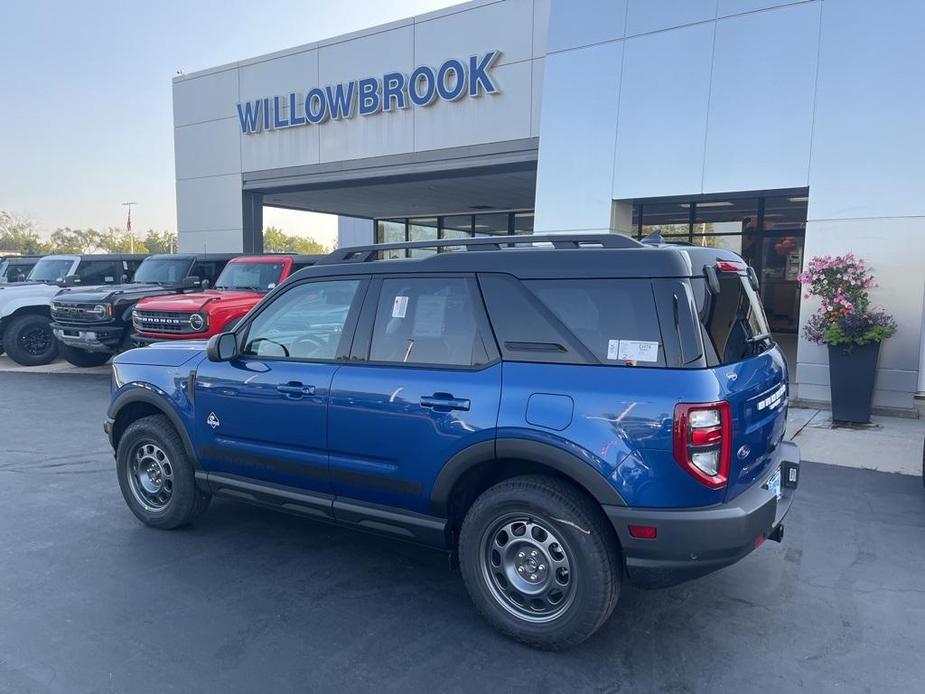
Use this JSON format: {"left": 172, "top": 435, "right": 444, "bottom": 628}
{"left": 429, "top": 438, "right": 626, "bottom": 517}
{"left": 108, "top": 387, "right": 198, "bottom": 465}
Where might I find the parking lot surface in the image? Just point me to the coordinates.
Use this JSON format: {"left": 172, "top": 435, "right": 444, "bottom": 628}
{"left": 1, "top": 371, "right": 923, "bottom": 693}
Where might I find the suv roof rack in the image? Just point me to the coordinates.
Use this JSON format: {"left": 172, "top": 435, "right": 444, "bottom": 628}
{"left": 317, "top": 233, "right": 644, "bottom": 265}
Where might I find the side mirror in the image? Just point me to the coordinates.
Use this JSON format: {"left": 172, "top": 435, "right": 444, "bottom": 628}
{"left": 121, "top": 273, "right": 129, "bottom": 283}
{"left": 201, "top": 279, "right": 211, "bottom": 290}
{"left": 207, "top": 332, "right": 238, "bottom": 362}
{"left": 182, "top": 275, "right": 200, "bottom": 289}
{"left": 64, "top": 274, "right": 81, "bottom": 286}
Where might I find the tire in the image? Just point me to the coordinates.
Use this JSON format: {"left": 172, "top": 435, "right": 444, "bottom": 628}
{"left": 458, "top": 475, "right": 622, "bottom": 650}
{"left": 61, "top": 344, "right": 111, "bottom": 368}
{"left": 116, "top": 414, "right": 211, "bottom": 529}
{"left": 4, "top": 313, "right": 59, "bottom": 366}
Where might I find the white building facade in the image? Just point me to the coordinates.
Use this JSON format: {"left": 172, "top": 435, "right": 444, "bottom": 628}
{"left": 173, "top": 0, "right": 925, "bottom": 413}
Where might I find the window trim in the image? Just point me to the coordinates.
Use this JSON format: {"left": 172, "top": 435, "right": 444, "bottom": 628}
{"left": 348, "top": 273, "right": 501, "bottom": 371}
{"left": 231, "top": 275, "right": 370, "bottom": 365}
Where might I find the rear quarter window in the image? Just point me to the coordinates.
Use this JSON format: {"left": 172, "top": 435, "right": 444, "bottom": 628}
{"left": 524, "top": 279, "right": 665, "bottom": 367}
{"left": 691, "top": 276, "right": 772, "bottom": 366}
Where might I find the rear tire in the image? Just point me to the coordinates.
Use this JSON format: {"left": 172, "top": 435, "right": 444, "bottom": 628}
{"left": 458, "top": 474, "right": 621, "bottom": 650}
{"left": 116, "top": 414, "right": 211, "bottom": 529}
{"left": 4, "top": 314, "right": 58, "bottom": 366}
{"left": 61, "top": 345, "right": 111, "bottom": 368}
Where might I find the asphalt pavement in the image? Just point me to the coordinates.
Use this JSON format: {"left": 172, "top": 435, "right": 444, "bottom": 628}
{"left": 1, "top": 371, "right": 923, "bottom": 693}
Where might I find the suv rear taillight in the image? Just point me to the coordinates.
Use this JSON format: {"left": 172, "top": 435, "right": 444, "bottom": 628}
{"left": 673, "top": 402, "right": 732, "bottom": 489}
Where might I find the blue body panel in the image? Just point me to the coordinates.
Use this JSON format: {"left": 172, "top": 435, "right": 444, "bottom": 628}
{"left": 110, "top": 342, "right": 789, "bottom": 512}
{"left": 193, "top": 357, "right": 339, "bottom": 494}
{"left": 497, "top": 361, "right": 727, "bottom": 508}
{"left": 327, "top": 363, "right": 502, "bottom": 514}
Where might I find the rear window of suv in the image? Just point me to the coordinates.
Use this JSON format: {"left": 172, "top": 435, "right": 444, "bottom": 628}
{"left": 524, "top": 279, "right": 665, "bottom": 367}
{"left": 692, "top": 276, "right": 772, "bottom": 366}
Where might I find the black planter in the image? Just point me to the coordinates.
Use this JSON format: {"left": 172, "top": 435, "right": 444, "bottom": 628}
{"left": 827, "top": 342, "right": 881, "bottom": 424}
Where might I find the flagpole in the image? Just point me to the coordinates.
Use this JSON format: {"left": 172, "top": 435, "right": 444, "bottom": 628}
{"left": 121, "top": 201, "right": 138, "bottom": 253}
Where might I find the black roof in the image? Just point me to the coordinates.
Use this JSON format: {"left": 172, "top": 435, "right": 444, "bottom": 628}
{"left": 291, "top": 234, "right": 743, "bottom": 281}
{"left": 144, "top": 253, "right": 240, "bottom": 261}
{"left": 1, "top": 255, "right": 42, "bottom": 263}
{"left": 76, "top": 253, "right": 149, "bottom": 261}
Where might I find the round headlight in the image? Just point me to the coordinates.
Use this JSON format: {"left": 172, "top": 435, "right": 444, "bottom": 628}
{"left": 93, "top": 304, "right": 109, "bottom": 318}
{"left": 189, "top": 313, "right": 206, "bottom": 331}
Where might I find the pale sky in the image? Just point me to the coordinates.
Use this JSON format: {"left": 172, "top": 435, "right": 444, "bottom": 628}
{"left": 0, "top": 0, "right": 458, "bottom": 248}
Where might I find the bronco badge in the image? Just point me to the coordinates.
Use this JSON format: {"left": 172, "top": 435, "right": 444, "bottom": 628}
{"left": 207, "top": 412, "right": 220, "bottom": 430}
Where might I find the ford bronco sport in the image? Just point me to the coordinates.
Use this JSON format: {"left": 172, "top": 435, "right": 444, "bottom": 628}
{"left": 51, "top": 253, "right": 236, "bottom": 367}
{"left": 105, "top": 234, "right": 800, "bottom": 649}
{"left": 0, "top": 254, "right": 146, "bottom": 365}
{"left": 131, "top": 255, "right": 320, "bottom": 346}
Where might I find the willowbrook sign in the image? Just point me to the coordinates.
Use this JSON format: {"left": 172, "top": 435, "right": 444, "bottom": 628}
{"left": 236, "top": 50, "right": 501, "bottom": 135}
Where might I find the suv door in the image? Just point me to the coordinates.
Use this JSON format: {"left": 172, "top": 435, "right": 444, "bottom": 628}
{"left": 327, "top": 275, "right": 502, "bottom": 514}
{"left": 194, "top": 277, "right": 367, "bottom": 498}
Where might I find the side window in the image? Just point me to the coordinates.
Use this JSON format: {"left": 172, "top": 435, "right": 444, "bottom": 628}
{"left": 525, "top": 279, "right": 666, "bottom": 367}
{"left": 242, "top": 279, "right": 361, "bottom": 360}
{"left": 76, "top": 260, "right": 120, "bottom": 285}
{"left": 192, "top": 261, "right": 217, "bottom": 283}
{"left": 125, "top": 259, "right": 144, "bottom": 280}
{"left": 369, "top": 278, "right": 491, "bottom": 367}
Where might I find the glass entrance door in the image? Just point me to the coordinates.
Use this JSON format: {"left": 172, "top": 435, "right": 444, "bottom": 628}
{"left": 741, "top": 230, "right": 804, "bottom": 333}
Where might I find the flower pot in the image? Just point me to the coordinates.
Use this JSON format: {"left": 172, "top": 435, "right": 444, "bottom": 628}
{"left": 827, "top": 342, "right": 881, "bottom": 424}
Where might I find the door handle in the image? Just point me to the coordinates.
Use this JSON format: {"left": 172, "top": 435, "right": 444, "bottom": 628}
{"left": 420, "top": 393, "right": 470, "bottom": 411}
{"left": 277, "top": 382, "right": 315, "bottom": 397}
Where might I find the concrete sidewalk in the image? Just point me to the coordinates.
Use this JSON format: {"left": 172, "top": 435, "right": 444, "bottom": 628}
{"left": 787, "top": 407, "right": 924, "bottom": 477}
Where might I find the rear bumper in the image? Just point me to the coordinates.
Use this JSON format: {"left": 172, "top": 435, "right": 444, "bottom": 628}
{"left": 52, "top": 323, "right": 124, "bottom": 353}
{"left": 604, "top": 440, "right": 800, "bottom": 588}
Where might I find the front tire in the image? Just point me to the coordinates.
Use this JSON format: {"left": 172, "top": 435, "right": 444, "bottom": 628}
{"left": 61, "top": 345, "right": 111, "bottom": 367}
{"left": 4, "top": 313, "right": 58, "bottom": 366}
{"left": 116, "top": 414, "right": 211, "bottom": 529}
{"left": 458, "top": 475, "right": 622, "bottom": 650}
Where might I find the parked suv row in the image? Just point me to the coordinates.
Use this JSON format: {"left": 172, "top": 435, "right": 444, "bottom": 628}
{"left": 51, "top": 253, "right": 237, "bottom": 367}
{"left": 131, "top": 255, "right": 319, "bottom": 346}
{"left": 0, "top": 254, "right": 146, "bottom": 365}
{"left": 105, "top": 234, "right": 800, "bottom": 650}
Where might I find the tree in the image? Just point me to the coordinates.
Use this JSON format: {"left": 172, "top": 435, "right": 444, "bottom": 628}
{"left": 263, "top": 226, "right": 329, "bottom": 254}
{"left": 0, "top": 212, "right": 52, "bottom": 255}
{"left": 142, "top": 229, "right": 177, "bottom": 254}
{"left": 49, "top": 227, "right": 103, "bottom": 254}
{"left": 97, "top": 227, "right": 148, "bottom": 254}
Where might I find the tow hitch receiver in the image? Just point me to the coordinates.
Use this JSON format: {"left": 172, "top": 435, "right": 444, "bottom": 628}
{"left": 769, "top": 524, "right": 785, "bottom": 543}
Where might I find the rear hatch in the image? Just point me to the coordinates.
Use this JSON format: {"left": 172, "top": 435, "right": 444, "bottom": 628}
{"left": 693, "top": 269, "right": 789, "bottom": 501}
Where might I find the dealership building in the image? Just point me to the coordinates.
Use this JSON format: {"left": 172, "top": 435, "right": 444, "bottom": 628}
{"left": 172, "top": 0, "right": 925, "bottom": 413}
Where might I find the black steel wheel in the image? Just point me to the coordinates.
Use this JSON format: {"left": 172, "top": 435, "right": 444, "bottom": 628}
{"left": 459, "top": 475, "right": 621, "bottom": 650}
{"left": 4, "top": 314, "right": 59, "bottom": 366}
{"left": 116, "top": 414, "right": 211, "bottom": 529}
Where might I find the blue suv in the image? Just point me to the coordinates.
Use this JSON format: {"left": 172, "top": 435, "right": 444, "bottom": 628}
{"left": 105, "top": 234, "right": 800, "bottom": 649}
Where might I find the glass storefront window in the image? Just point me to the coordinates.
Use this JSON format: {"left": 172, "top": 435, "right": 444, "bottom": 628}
{"left": 377, "top": 219, "right": 406, "bottom": 259}
{"left": 375, "top": 212, "right": 534, "bottom": 251}
{"left": 693, "top": 198, "right": 759, "bottom": 234}
{"left": 474, "top": 212, "right": 510, "bottom": 236}
{"left": 763, "top": 195, "right": 808, "bottom": 231}
{"left": 409, "top": 217, "right": 439, "bottom": 257}
{"left": 641, "top": 202, "right": 690, "bottom": 238}
{"left": 513, "top": 212, "right": 534, "bottom": 234}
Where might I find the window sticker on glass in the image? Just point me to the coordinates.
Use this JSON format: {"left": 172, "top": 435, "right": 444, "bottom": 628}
{"left": 607, "top": 339, "right": 660, "bottom": 363}
{"left": 412, "top": 295, "right": 447, "bottom": 337}
{"left": 392, "top": 295, "right": 409, "bottom": 318}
